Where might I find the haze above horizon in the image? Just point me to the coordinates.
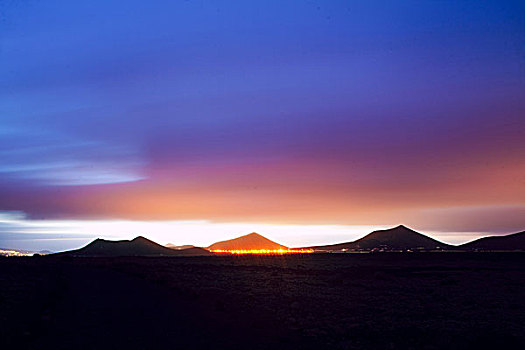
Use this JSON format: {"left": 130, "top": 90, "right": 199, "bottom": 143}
{"left": 1, "top": 1, "right": 524, "bottom": 251}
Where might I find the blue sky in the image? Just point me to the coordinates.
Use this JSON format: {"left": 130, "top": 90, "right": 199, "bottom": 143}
{"left": 1, "top": 1, "right": 524, "bottom": 251}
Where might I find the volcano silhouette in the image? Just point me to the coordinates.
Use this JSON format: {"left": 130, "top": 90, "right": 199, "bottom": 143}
{"left": 460, "top": 230, "right": 525, "bottom": 251}
{"left": 55, "top": 236, "right": 214, "bottom": 257}
{"left": 208, "top": 232, "right": 288, "bottom": 251}
{"left": 306, "top": 225, "right": 451, "bottom": 251}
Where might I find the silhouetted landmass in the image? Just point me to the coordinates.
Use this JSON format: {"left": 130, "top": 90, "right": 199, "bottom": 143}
{"left": 207, "top": 232, "right": 288, "bottom": 250}
{"left": 303, "top": 226, "right": 525, "bottom": 252}
{"left": 43, "top": 227, "right": 525, "bottom": 257}
{"left": 54, "top": 236, "right": 213, "bottom": 257}
{"left": 460, "top": 230, "right": 525, "bottom": 251}
{"left": 165, "top": 246, "right": 213, "bottom": 256}
{"left": 304, "top": 225, "right": 451, "bottom": 252}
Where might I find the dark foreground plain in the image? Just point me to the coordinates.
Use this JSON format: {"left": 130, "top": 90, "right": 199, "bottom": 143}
{"left": 1, "top": 254, "right": 524, "bottom": 350}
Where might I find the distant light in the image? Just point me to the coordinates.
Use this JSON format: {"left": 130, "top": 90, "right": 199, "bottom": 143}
{"left": 210, "top": 249, "right": 313, "bottom": 255}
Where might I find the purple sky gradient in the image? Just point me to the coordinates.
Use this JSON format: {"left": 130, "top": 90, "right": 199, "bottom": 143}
{"left": 1, "top": 1, "right": 524, "bottom": 250}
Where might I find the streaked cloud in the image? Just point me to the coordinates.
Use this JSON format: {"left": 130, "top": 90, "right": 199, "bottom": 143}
{"left": 0, "top": 126, "right": 145, "bottom": 185}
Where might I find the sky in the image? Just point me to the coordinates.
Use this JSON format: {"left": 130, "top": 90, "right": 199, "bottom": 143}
{"left": 1, "top": 0, "right": 524, "bottom": 251}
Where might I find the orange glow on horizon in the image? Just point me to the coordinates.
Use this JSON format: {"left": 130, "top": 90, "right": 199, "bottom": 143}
{"left": 210, "top": 249, "right": 314, "bottom": 255}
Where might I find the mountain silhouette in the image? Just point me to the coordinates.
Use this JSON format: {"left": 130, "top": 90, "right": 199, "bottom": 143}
{"left": 305, "top": 225, "right": 451, "bottom": 251}
{"left": 460, "top": 230, "right": 525, "bottom": 251}
{"left": 208, "top": 232, "right": 288, "bottom": 251}
{"left": 55, "top": 236, "right": 214, "bottom": 257}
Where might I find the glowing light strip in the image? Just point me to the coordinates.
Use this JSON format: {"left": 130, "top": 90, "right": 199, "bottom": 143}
{"left": 210, "top": 249, "right": 314, "bottom": 255}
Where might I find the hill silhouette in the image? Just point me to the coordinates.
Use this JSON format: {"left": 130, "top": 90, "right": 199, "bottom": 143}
{"left": 460, "top": 230, "right": 525, "bottom": 251}
{"left": 306, "top": 225, "right": 451, "bottom": 251}
{"left": 47, "top": 228, "right": 525, "bottom": 256}
{"left": 208, "top": 232, "right": 288, "bottom": 251}
{"left": 55, "top": 236, "right": 214, "bottom": 257}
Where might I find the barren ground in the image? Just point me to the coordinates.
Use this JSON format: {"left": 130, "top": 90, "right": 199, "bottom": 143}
{"left": 1, "top": 253, "right": 524, "bottom": 349}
